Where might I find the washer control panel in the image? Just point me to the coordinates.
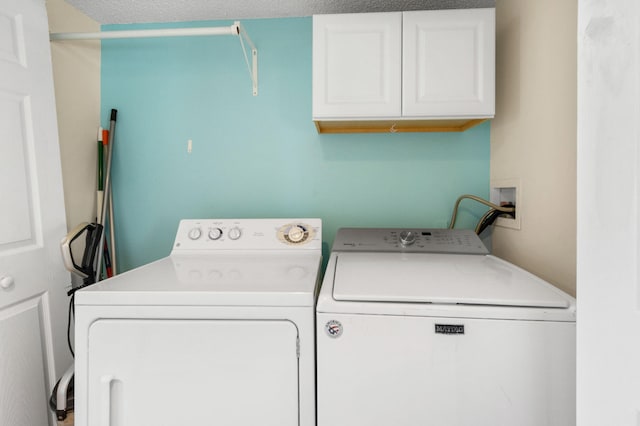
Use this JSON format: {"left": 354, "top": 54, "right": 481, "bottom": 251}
{"left": 172, "top": 218, "right": 322, "bottom": 252}
{"left": 332, "top": 227, "right": 488, "bottom": 254}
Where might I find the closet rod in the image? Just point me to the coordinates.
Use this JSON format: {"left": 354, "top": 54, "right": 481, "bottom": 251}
{"left": 50, "top": 21, "right": 258, "bottom": 96}
{"left": 50, "top": 22, "right": 239, "bottom": 41}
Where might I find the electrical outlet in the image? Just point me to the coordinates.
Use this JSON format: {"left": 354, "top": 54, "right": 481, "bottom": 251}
{"left": 490, "top": 179, "right": 521, "bottom": 230}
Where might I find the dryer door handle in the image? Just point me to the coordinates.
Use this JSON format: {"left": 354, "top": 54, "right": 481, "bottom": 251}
{"left": 100, "top": 375, "right": 115, "bottom": 426}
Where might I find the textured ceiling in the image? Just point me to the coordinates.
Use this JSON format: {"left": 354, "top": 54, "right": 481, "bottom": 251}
{"left": 64, "top": 0, "right": 494, "bottom": 25}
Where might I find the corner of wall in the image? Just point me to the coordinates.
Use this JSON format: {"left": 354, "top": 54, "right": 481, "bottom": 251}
{"left": 491, "top": 0, "right": 577, "bottom": 296}
{"left": 47, "top": 0, "right": 101, "bottom": 230}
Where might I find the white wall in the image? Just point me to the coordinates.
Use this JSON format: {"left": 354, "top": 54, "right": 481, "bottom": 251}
{"left": 46, "top": 0, "right": 100, "bottom": 230}
{"left": 577, "top": 0, "right": 640, "bottom": 422}
{"left": 491, "top": 0, "right": 577, "bottom": 296}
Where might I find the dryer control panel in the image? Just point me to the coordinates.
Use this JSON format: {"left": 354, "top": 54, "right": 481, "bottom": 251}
{"left": 172, "top": 218, "right": 322, "bottom": 252}
{"left": 332, "top": 228, "right": 488, "bottom": 255}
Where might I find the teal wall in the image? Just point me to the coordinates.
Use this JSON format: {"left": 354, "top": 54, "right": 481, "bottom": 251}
{"left": 101, "top": 17, "right": 490, "bottom": 271}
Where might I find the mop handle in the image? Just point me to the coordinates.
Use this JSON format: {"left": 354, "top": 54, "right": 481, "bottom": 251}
{"left": 95, "top": 109, "right": 117, "bottom": 282}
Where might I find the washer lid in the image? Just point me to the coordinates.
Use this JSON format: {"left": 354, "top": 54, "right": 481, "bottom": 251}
{"left": 332, "top": 253, "right": 570, "bottom": 308}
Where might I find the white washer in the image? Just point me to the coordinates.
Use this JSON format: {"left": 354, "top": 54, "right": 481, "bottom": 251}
{"left": 74, "top": 218, "right": 322, "bottom": 426}
{"left": 317, "top": 228, "right": 576, "bottom": 426}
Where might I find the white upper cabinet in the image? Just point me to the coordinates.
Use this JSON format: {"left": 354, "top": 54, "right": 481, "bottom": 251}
{"left": 403, "top": 9, "right": 495, "bottom": 118}
{"left": 312, "top": 12, "right": 402, "bottom": 118}
{"left": 312, "top": 8, "right": 495, "bottom": 133}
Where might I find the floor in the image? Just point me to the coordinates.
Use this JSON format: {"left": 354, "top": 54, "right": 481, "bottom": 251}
{"left": 58, "top": 412, "right": 73, "bottom": 425}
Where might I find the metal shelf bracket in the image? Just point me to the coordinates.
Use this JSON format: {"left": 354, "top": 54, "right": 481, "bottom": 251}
{"left": 236, "top": 22, "right": 258, "bottom": 96}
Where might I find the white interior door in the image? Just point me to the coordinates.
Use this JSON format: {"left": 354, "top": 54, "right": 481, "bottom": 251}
{"left": 577, "top": 0, "right": 640, "bottom": 424}
{"left": 0, "top": 0, "right": 70, "bottom": 425}
{"left": 87, "top": 319, "right": 300, "bottom": 426}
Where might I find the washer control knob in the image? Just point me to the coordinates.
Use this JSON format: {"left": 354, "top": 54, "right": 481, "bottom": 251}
{"left": 287, "top": 225, "right": 306, "bottom": 243}
{"left": 228, "top": 227, "right": 242, "bottom": 240}
{"left": 208, "top": 227, "right": 223, "bottom": 240}
{"left": 399, "top": 230, "right": 417, "bottom": 246}
{"left": 188, "top": 227, "right": 202, "bottom": 240}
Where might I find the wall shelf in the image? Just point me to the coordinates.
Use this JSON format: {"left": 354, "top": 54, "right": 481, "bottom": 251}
{"left": 314, "top": 118, "right": 488, "bottom": 134}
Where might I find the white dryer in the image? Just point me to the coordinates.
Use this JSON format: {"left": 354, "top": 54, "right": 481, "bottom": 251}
{"left": 74, "top": 218, "right": 322, "bottom": 426}
{"left": 316, "top": 228, "right": 576, "bottom": 426}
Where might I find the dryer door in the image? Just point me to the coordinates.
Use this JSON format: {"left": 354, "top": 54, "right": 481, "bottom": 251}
{"left": 86, "top": 319, "right": 299, "bottom": 426}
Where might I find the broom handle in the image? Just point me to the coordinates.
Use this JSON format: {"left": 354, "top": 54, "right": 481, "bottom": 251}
{"left": 109, "top": 189, "right": 117, "bottom": 275}
{"left": 95, "top": 109, "right": 117, "bottom": 282}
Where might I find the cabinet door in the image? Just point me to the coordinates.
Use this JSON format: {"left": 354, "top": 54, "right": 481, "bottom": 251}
{"left": 403, "top": 9, "right": 495, "bottom": 117}
{"left": 313, "top": 12, "right": 402, "bottom": 118}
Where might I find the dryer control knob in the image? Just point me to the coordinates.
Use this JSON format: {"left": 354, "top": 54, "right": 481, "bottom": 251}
{"left": 228, "top": 227, "right": 242, "bottom": 240}
{"left": 188, "top": 227, "right": 202, "bottom": 240}
{"left": 399, "top": 230, "right": 417, "bottom": 246}
{"left": 208, "top": 228, "right": 223, "bottom": 240}
{"left": 287, "top": 225, "right": 307, "bottom": 243}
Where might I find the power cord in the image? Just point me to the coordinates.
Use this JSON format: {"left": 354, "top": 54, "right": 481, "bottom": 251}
{"left": 67, "top": 292, "right": 75, "bottom": 358}
{"left": 449, "top": 194, "right": 516, "bottom": 234}
{"left": 50, "top": 291, "right": 75, "bottom": 417}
